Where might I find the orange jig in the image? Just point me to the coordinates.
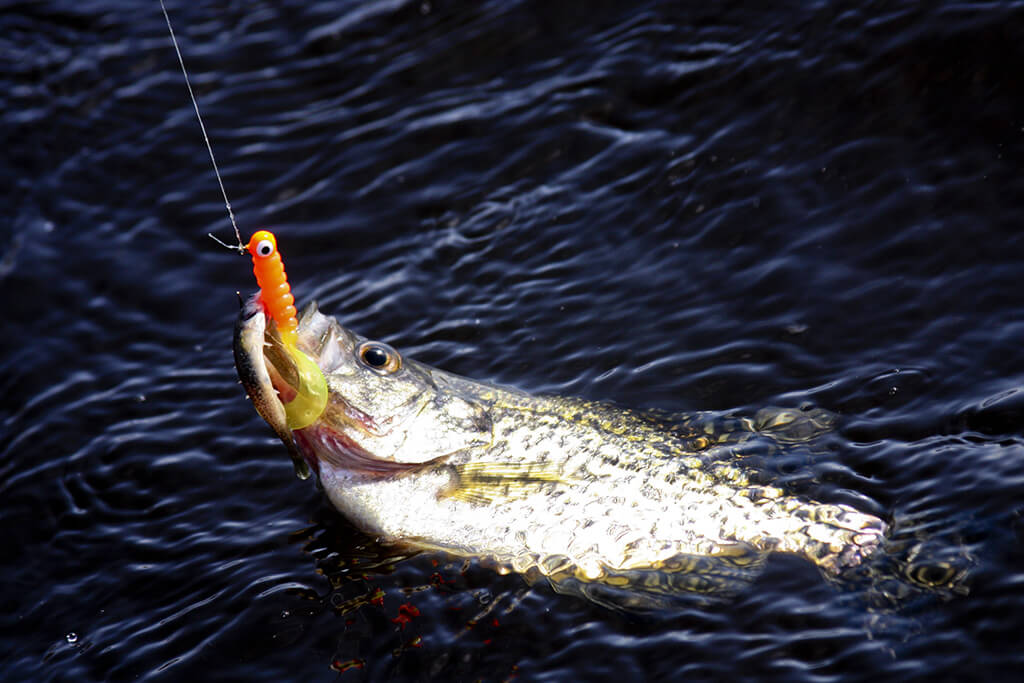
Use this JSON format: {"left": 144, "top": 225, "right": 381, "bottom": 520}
{"left": 243, "top": 230, "right": 328, "bottom": 430}
{"left": 246, "top": 230, "right": 298, "bottom": 346}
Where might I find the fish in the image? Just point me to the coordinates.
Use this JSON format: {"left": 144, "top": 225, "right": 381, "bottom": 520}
{"left": 232, "top": 295, "right": 935, "bottom": 608}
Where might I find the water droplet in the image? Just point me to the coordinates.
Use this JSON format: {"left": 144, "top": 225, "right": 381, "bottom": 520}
{"left": 66, "top": 632, "right": 78, "bottom": 644}
{"left": 280, "top": 610, "right": 290, "bottom": 619}
{"left": 420, "top": 1, "right": 431, "bottom": 13}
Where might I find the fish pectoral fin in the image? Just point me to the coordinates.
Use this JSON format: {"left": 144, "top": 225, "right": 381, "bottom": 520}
{"left": 440, "top": 462, "right": 566, "bottom": 505}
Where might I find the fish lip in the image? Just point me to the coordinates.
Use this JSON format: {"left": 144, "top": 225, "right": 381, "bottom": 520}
{"left": 233, "top": 294, "right": 311, "bottom": 478}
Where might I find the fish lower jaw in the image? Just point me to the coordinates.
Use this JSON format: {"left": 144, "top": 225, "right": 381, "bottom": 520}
{"left": 293, "top": 423, "right": 424, "bottom": 478}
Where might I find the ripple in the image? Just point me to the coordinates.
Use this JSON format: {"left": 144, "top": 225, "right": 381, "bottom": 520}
{"left": 5, "top": 0, "right": 1024, "bottom": 680}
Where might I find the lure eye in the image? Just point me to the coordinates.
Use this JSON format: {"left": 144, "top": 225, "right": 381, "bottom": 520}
{"left": 255, "top": 239, "right": 275, "bottom": 257}
{"left": 357, "top": 341, "right": 401, "bottom": 374}
{"left": 246, "top": 230, "right": 278, "bottom": 259}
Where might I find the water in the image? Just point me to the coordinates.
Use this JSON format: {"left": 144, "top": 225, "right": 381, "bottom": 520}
{"left": 3, "top": 0, "right": 1024, "bottom": 680}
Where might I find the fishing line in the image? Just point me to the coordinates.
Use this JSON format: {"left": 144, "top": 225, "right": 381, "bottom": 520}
{"left": 159, "top": 0, "right": 243, "bottom": 251}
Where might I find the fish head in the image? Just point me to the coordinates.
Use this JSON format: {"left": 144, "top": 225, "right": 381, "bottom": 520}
{"left": 234, "top": 295, "right": 493, "bottom": 480}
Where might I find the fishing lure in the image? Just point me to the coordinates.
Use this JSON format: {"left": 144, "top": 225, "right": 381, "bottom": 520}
{"left": 246, "top": 230, "right": 298, "bottom": 346}
{"left": 245, "top": 229, "right": 327, "bottom": 431}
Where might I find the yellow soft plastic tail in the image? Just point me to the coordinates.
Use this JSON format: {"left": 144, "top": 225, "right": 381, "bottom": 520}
{"left": 283, "top": 343, "right": 328, "bottom": 430}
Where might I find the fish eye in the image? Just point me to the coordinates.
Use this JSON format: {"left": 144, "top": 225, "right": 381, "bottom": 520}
{"left": 357, "top": 341, "right": 401, "bottom": 373}
{"left": 255, "top": 239, "right": 275, "bottom": 257}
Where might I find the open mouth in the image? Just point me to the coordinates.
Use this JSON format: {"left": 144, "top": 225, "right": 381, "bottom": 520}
{"left": 233, "top": 294, "right": 321, "bottom": 479}
{"left": 233, "top": 295, "right": 422, "bottom": 480}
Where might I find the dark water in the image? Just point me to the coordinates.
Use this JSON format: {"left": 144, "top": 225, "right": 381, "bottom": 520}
{"left": 4, "top": 0, "right": 1024, "bottom": 680}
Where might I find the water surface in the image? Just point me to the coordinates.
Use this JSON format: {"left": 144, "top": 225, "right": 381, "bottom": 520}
{"left": 3, "top": 1, "right": 1024, "bottom": 680}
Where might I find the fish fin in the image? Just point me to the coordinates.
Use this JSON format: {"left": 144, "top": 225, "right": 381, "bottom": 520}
{"left": 441, "top": 462, "right": 566, "bottom": 505}
{"left": 751, "top": 406, "right": 836, "bottom": 443}
{"left": 544, "top": 546, "right": 768, "bottom": 612}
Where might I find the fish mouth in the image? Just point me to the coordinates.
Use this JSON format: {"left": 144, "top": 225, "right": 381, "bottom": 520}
{"left": 233, "top": 295, "right": 427, "bottom": 480}
{"left": 234, "top": 294, "right": 312, "bottom": 479}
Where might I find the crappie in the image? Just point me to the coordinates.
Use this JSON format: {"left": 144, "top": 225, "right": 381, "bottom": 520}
{"left": 232, "top": 295, "right": 916, "bottom": 607}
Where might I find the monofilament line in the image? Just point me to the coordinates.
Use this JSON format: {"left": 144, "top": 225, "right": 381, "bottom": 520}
{"left": 159, "top": 0, "right": 243, "bottom": 251}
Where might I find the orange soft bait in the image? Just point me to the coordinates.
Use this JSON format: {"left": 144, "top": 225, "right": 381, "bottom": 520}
{"left": 246, "top": 230, "right": 298, "bottom": 346}
{"left": 244, "top": 230, "right": 327, "bottom": 430}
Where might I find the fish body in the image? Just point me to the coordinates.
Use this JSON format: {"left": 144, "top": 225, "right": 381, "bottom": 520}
{"left": 235, "top": 297, "right": 888, "bottom": 604}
